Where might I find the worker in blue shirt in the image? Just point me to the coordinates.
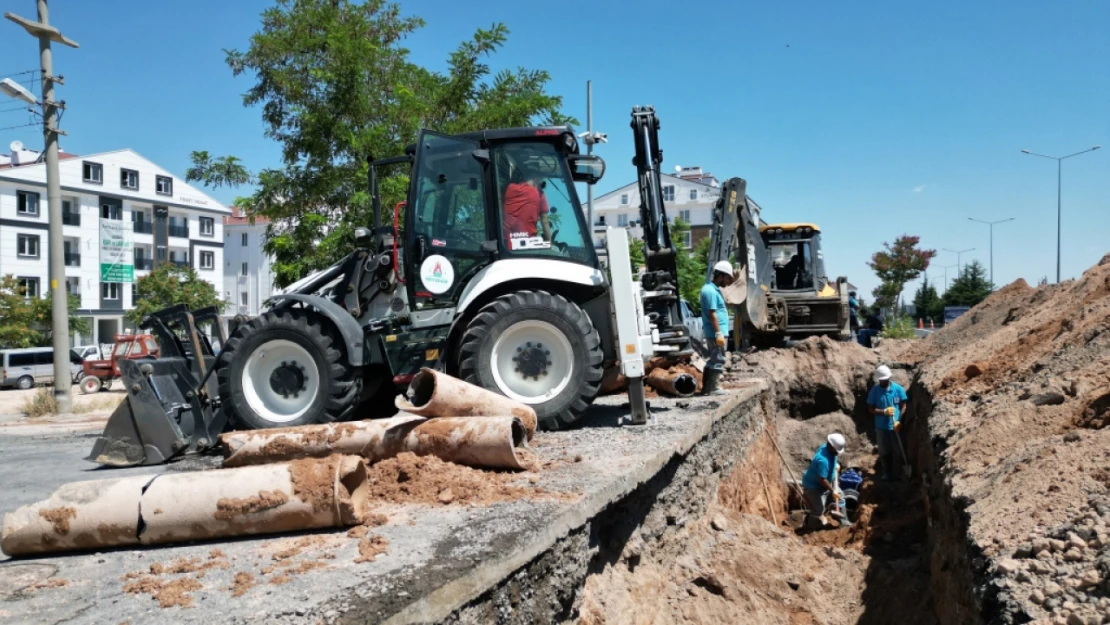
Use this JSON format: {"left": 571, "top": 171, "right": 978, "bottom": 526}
{"left": 867, "top": 365, "right": 908, "bottom": 480}
{"left": 699, "top": 260, "right": 734, "bottom": 395}
{"left": 848, "top": 291, "right": 860, "bottom": 338}
{"left": 802, "top": 433, "right": 846, "bottom": 527}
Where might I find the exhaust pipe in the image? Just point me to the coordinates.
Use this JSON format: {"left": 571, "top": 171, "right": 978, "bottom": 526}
{"left": 395, "top": 368, "right": 538, "bottom": 439}
{"left": 220, "top": 416, "right": 537, "bottom": 471}
{"left": 1, "top": 455, "right": 368, "bottom": 556}
{"left": 644, "top": 368, "right": 698, "bottom": 397}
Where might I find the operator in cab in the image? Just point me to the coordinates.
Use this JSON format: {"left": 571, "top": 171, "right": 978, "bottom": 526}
{"left": 700, "top": 260, "right": 735, "bottom": 395}
{"left": 502, "top": 162, "right": 552, "bottom": 251}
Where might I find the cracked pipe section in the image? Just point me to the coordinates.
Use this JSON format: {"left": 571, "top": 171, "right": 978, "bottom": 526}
{"left": 644, "top": 368, "right": 699, "bottom": 397}
{"left": 1, "top": 455, "right": 368, "bottom": 556}
{"left": 395, "top": 368, "right": 538, "bottom": 439}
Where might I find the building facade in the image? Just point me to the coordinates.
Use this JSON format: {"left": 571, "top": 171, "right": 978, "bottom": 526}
{"left": 0, "top": 142, "right": 230, "bottom": 345}
{"left": 222, "top": 207, "right": 278, "bottom": 317}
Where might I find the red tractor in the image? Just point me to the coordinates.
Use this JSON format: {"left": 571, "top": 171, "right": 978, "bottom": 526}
{"left": 79, "top": 334, "right": 160, "bottom": 394}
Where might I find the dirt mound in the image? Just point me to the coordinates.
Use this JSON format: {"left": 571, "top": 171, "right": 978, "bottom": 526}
{"left": 908, "top": 257, "right": 1110, "bottom": 622}
{"left": 364, "top": 452, "right": 553, "bottom": 506}
{"left": 724, "top": 336, "right": 882, "bottom": 420}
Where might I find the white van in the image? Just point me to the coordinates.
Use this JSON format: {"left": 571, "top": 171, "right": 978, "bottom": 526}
{"left": 0, "top": 348, "right": 84, "bottom": 390}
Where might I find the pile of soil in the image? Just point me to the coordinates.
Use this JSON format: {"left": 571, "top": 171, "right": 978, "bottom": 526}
{"left": 363, "top": 452, "right": 553, "bottom": 506}
{"left": 905, "top": 254, "right": 1110, "bottom": 623}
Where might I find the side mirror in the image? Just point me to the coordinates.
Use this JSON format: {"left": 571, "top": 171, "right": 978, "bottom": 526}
{"left": 568, "top": 154, "right": 605, "bottom": 185}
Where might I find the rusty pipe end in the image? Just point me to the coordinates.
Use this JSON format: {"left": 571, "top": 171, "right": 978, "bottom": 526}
{"left": 338, "top": 456, "right": 370, "bottom": 526}
{"left": 404, "top": 368, "right": 438, "bottom": 408}
{"left": 673, "top": 373, "right": 698, "bottom": 397}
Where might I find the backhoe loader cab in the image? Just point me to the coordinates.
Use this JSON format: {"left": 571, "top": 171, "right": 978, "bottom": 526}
{"left": 759, "top": 223, "right": 850, "bottom": 340}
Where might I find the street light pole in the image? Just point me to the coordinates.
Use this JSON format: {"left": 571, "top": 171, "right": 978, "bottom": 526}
{"left": 942, "top": 247, "right": 975, "bottom": 277}
{"left": 968, "top": 217, "right": 1015, "bottom": 286}
{"left": 1021, "top": 145, "right": 1101, "bottom": 283}
{"left": 586, "top": 80, "right": 593, "bottom": 234}
{"left": 5, "top": 1, "right": 79, "bottom": 413}
{"left": 938, "top": 264, "right": 958, "bottom": 294}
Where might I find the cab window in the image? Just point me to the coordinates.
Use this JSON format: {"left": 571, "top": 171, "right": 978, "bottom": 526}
{"left": 493, "top": 142, "right": 592, "bottom": 265}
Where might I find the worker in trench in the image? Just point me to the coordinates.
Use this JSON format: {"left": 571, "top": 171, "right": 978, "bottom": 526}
{"left": 699, "top": 260, "right": 735, "bottom": 395}
{"left": 802, "top": 432, "right": 847, "bottom": 528}
{"left": 868, "top": 364, "right": 908, "bottom": 480}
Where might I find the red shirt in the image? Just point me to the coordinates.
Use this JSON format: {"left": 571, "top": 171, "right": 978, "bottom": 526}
{"left": 502, "top": 182, "right": 548, "bottom": 245}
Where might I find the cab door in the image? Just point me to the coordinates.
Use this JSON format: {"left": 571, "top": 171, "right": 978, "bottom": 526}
{"left": 405, "top": 131, "right": 492, "bottom": 311}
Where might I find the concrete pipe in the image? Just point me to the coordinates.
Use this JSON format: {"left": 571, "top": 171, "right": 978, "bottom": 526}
{"left": 1, "top": 455, "right": 368, "bottom": 556}
{"left": 395, "top": 368, "right": 538, "bottom": 439}
{"left": 1, "top": 475, "right": 150, "bottom": 556}
{"left": 221, "top": 416, "right": 537, "bottom": 471}
{"left": 644, "top": 368, "right": 699, "bottom": 397}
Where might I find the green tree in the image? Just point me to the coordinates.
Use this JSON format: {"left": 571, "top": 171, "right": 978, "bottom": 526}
{"left": 193, "top": 1, "right": 576, "bottom": 287}
{"left": 669, "top": 218, "right": 705, "bottom": 310}
{"left": 868, "top": 235, "right": 936, "bottom": 314}
{"left": 942, "top": 260, "right": 992, "bottom": 308}
{"left": 628, "top": 238, "right": 645, "bottom": 275}
{"left": 912, "top": 275, "right": 943, "bottom": 323}
{"left": 0, "top": 275, "right": 90, "bottom": 349}
{"left": 185, "top": 151, "right": 253, "bottom": 189}
{"left": 126, "top": 265, "right": 224, "bottom": 327}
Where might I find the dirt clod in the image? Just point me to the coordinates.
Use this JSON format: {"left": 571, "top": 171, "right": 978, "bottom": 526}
{"left": 38, "top": 507, "right": 76, "bottom": 535}
{"left": 229, "top": 572, "right": 255, "bottom": 597}
{"left": 214, "top": 490, "right": 289, "bottom": 521}
{"left": 355, "top": 535, "right": 389, "bottom": 564}
{"left": 364, "top": 452, "right": 542, "bottom": 506}
{"left": 123, "top": 576, "right": 203, "bottom": 608}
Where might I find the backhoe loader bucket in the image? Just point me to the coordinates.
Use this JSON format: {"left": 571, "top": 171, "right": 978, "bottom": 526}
{"left": 87, "top": 305, "right": 228, "bottom": 467}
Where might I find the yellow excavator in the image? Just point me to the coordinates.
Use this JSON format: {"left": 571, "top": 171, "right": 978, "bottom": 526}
{"left": 706, "top": 180, "right": 850, "bottom": 347}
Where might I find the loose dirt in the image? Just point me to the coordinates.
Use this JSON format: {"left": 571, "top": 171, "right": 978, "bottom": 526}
{"left": 38, "top": 506, "right": 76, "bottom": 535}
{"left": 229, "top": 572, "right": 255, "bottom": 597}
{"left": 122, "top": 575, "right": 203, "bottom": 609}
{"left": 214, "top": 490, "right": 289, "bottom": 521}
{"left": 363, "top": 452, "right": 553, "bottom": 506}
{"left": 355, "top": 535, "right": 389, "bottom": 564}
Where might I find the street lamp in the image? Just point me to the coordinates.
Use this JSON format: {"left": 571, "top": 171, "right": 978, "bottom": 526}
{"left": 967, "top": 217, "right": 1015, "bottom": 287}
{"left": 937, "top": 264, "right": 958, "bottom": 294}
{"left": 1021, "top": 145, "right": 1101, "bottom": 283}
{"left": 942, "top": 248, "right": 975, "bottom": 276}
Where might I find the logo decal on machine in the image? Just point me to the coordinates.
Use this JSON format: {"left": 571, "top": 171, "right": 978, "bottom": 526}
{"left": 420, "top": 255, "right": 455, "bottom": 294}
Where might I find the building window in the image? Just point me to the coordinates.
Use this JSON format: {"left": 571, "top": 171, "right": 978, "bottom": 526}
{"left": 18, "top": 277, "right": 39, "bottom": 299}
{"left": 101, "top": 203, "right": 122, "bottom": 220}
{"left": 155, "top": 175, "right": 173, "bottom": 196}
{"left": 241, "top": 262, "right": 248, "bottom": 276}
{"left": 682, "top": 231, "right": 692, "bottom": 248}
{"left": 241, "top": 233, "right": 248, "bottom": 246}
{"left": 620, "top": 194, "right": 629, "bottom": 205}
{"left": 200, "top": 250, "right": 215, "bottom": 270}
{"left": 689, "top": 189, "right": 697, "bottom": 201}
{"left": 617, "top": 214, "right": 629, "bottom": 227}
{"left": 83, "top": 161, "right": 103, "bottom": 184}
{"left": 199, "top": 217, "right": 214, "bottom": 236}
{"left": 662, "top": 185, "right": 675, "bottom": 202}
{"left": 17, "top": 191, "right": 40, "bottom": 216}
{"left": 240, "top": 292, "right": 249, "bottom": 307}
{"left": 101, "top": 282, "right": 121, "bottom": 300}
{"left": 17, "top": 234, "right": 40, "bottom": 258}
{"left": 678, "top": 209, "right": 691, "bottom": 223}
{"left": 120, "top": 168, "right": 139, "bottom": 190}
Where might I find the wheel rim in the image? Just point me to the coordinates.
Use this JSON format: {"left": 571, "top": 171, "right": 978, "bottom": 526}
{"left": 82, "top": 377, "right": 99, "bottom": 393}
{"left": 490, "top": 320, "right": 573, "bottom": 404}
{"left": 240, "top": 339, "right": 319, "bottom": 424}
{"left": 18, "top": 377, "right": 32, "bottom": 390}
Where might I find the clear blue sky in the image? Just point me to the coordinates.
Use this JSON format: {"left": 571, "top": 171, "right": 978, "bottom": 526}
{"left": 3, "top": 0, "right": 1106, "bottom": 299}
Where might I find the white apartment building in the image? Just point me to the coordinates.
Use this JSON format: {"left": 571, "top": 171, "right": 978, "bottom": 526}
{"left": 222, "top": 207, "right": 279, "bottom": 317}
{"left": 0, "top": 141, "right": 230, "bottom": 345}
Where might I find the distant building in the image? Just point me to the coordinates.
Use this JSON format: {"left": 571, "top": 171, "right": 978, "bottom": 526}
{"left": 223, "top": 207, "right": 278, "bottom": 317}
{"left": 0, "top": 140, "right": 229, "bottom": 345}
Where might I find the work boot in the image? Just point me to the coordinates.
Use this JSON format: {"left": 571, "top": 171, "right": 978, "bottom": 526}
{"left": 700, "top": 370, "right": 727, "bottom": 396}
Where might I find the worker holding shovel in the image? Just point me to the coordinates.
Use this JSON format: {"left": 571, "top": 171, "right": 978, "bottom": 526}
{"left": 868, "top": 365, "right": 908, "bottom": 481}
{"left": 801, "top": 433, "right": 846, "bottom": 529}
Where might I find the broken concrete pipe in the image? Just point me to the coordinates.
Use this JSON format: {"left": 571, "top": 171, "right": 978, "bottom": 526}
{"left": 644, "top": 368, "right": 699, "bottom": 397}
{"left": 1, "top": 455, "right": 368, "bottom": 556}
{"left": 220, "top": 415, "right": 537, "bottom": 471}
{"left": 395, "top": 368, "right": 538, "bottom": 438}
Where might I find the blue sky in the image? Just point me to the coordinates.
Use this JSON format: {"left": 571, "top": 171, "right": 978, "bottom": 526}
{"left": 2, "top": 0, "right": 1106, "bottom": 299}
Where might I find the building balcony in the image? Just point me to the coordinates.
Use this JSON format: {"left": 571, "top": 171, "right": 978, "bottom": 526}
{"left": 168, "top": 225, "right": 189, "bottom": 238}
{"left": 134, "top": 258, "right": 153, "bottom": 270}
{"left": 64, "top": 253, "right": 81, "bottom": 267}
{"left": 171, "top": 259, "right": 190, "bottom": 267}
{"left": 62, "top": 212, "right": 81, "bottom": 226}
{"left": 133, "top": 221, "right": 153, "bottom": 234}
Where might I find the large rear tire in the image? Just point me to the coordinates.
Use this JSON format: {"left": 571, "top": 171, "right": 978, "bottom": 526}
{"left": 218, "top": 308, "right": 361, "bottom": 430}
{"left": 458, "top": 290, "right": 602, "bottom": 430}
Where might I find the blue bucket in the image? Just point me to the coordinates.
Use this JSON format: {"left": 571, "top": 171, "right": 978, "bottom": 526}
{"left": 839, "top": 468, "right": 863, "bottom": 492}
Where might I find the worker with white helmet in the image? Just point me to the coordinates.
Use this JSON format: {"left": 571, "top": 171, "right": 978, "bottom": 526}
{"left": 868, "top": 364, "right": 908, "bottom": 480}
{"left": 802, "top": 432, "right": 847, "bottom": 527}
{"left": 699, "top": 260, "right": 735, "bottom": 395}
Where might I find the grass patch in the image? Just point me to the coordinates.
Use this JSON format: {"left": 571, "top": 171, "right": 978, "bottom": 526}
{"left": 881, "top": 316, "right": 919, "bottom": 340}
{"left": 20, "top": 387, "right": 124, "bottom": 418}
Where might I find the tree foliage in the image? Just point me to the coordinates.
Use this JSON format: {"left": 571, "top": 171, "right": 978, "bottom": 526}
{"left": 868, "top": 235, "right": 936, "bottom": 313}
{"left": 942, "top": 260, "right": 992, "bottom": 308}
{"left": 185, "top": 151, "right": 252, "bottom": 189}
{"left": 195, "top": 1, "right": 576, "bottom": 286}
{"left": 912, "top": 275, "right": 943, "bottom": 323}
{"left": 126, "top": 264, "right": 224, "bottom": 326}
{"left": 0, "top": 275, "right": 90, "bottom": 349}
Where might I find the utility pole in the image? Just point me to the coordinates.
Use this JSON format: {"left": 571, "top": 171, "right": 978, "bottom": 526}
{"left": 1021, "top": 146, "right": 1101, "bottom": 283}
{"left": 943, "top": 247, "right": 975, "bottom": 277}
{"left": 586, "top": 81, "right": 593, "bottom": 235}
{"left": 938, "top": 264, "right": 957, "bottom": 294}
{"left": 5, "top": 1, "right": 79, "bottom": 412}
{"left": 968, "top": 217, "right": 1015, "bottom": 287}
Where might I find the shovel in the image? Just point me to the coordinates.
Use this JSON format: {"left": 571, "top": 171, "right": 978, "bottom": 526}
{"left": 893, "top": 428, "right": 912, "bottom": 480}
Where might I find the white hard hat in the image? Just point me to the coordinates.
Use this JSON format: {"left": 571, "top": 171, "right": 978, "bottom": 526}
{"left": 875, "top": 365, "right": 893, "bottom": 381}
{"left": 827, "top": 433, "right": 846, "bottom": 453}
{"left": 713, "top": 260, "right": 734, "bottom": 276}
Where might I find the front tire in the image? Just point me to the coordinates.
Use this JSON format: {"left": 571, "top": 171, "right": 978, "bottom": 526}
{"left": 218, "top": 308, "right": 362, "bottom": 430}
{"left": 458, "top": 290, "right": 602, "bottom": 430}
{"left": 16, "top": 376, "right": 33, "bottom": 390}
{"left": 80, "top": 376, "right": 102, "bottom": 394}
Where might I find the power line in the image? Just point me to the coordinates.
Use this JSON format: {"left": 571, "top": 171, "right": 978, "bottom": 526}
{"left": 0, "top": 122, "right": 39, "bottom": 132}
